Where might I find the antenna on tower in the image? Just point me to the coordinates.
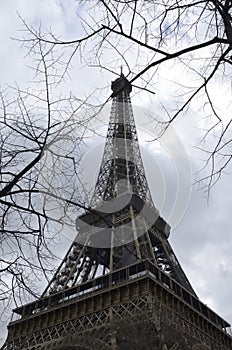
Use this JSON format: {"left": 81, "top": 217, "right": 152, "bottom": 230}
{"left": 120, "top": 65, "right": 123, "bottom": 76}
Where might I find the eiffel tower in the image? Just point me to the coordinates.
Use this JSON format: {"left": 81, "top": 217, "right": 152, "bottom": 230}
{"left": 2, "top": 74, "right": 232, "bottom": 350}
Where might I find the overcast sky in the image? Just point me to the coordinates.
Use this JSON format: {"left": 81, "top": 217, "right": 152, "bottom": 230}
{"left": 1, "top": 0, "right": 232, "bottom": 343}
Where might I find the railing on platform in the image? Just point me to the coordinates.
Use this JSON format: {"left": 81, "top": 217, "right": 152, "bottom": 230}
{"left": 11, "top": 260, "right": 231, "bottom": 333}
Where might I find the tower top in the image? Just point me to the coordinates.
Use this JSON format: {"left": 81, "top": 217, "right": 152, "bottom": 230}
{"left": 111, "top": 72, "right": 132, "bottom": 96}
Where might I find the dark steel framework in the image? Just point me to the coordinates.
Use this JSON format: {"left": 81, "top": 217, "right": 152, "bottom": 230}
{"left": 41, "top": 73, "right": 196, "bottom": 297}
{"left": 2, "top": 74, "right": 232, "bottom": 350}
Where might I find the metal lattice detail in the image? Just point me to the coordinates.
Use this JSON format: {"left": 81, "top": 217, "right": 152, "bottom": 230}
{"left": 91, "top": 86, "right": 153, "bottom": 207}
{"left": 4, "top": 295, "right": 230, "bottom": 350}
{"left": 41, "top": 74, "right": 196, "bottom": 297}
{"left": 4, "top": 297, "right": 148, "bottom": 350}
{"left": 42, "top": 210, "right": 195, "bottom": 296}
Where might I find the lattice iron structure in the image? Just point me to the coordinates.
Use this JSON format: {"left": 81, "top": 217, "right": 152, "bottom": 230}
{"left": 2, "top": 74, "right": 232, "bottom": 349}
{"left": 91, "top": 75, "right": 153, "bottom": 206}
{"left": 37, "top": 73, "right": 196, "bottom": 297}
